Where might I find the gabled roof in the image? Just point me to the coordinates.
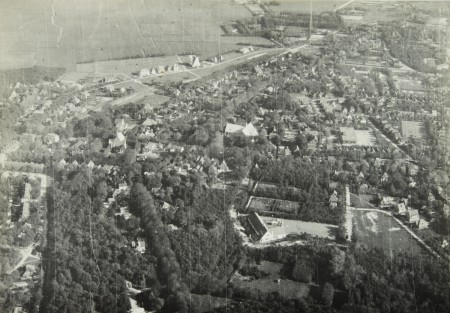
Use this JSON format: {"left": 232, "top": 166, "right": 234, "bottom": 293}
{"left": 218, "top": 160, "right": 231, "bottom": 173}
{"left": 246, "top": 212, "right": 269, "bottom": 242}
{"left": 242, "top": 123, "right": 258, "bottom": 137}
{"left": 142, "top": 118, "right": 157, "bottom": 127}
{"left": 225, "top": 123, "right": 244, "bottom": 134}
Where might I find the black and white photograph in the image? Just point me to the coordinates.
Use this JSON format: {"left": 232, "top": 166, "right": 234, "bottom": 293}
{"left": 0, "top": 0, "right": 449, "bottom": 312}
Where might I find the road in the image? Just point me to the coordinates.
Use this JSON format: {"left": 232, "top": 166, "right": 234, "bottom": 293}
{"left": 367, "top": 119, "right": 413, "bottom": 161}
{"left": 7, "top": 241, "right": 40, "bottom": 274}
{"left": 334, "top": 0, "right": 358, "bottom": 12}
{"left": 345, "top": 185, "right": 353, "bottom": 241}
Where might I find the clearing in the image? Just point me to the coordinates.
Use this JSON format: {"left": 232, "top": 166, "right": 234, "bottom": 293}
{"left": 352, "top": 210, "right": 425, "bottom": 257}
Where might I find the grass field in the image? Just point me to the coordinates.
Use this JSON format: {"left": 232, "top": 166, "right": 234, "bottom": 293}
{"left": 353, "top": 210, "right": 425, "bottom": 257}
{"left": 260, "top": 216, "right": 337, "bottom": 240}
{"left": 354, "top": 129, "right": 376, "bottom": 146}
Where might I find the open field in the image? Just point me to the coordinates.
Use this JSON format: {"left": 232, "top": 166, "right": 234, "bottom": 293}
{"left": 352, "top": 210, "right": 425, "bottom": 257}
{"left": 0, "top": 0, "right": 274, "bottom": 70}
{"left": 232, "top": 276, "right": 310, "bottom": 300}
{"left": 233, "top": 260, "right": 311, "bottom": 299}
{"left": 260, "top": 216, "right": 337, "bottom": 240}
{"left": 354, "top": 129, "right": 376, "bottom": 146}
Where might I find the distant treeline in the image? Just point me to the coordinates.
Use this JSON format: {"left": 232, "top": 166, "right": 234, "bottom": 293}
{"left": 261, "top": 12, "right": 343, "bottom": 29}
{"left": 77, "top": 53, "right": 167, "bottom": 64}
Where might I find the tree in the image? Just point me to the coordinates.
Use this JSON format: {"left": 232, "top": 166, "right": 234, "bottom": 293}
{"left": 320, "top": 282, "right": 334, "bottom": 306}
{"left": 291, "top": 258, "right": 312, "bottom": 283}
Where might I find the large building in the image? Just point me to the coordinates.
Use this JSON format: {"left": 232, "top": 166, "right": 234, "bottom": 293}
{"left": 244, "top": 212, "right": 272, "bottom": 242}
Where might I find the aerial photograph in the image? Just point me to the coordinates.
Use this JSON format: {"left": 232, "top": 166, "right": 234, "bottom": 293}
{"left": 0, "top": 0, "right": 449, "bottom": 312}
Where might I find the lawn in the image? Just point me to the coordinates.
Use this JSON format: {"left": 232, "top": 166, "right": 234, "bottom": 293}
{"left": 354, "top": 129, "right": 376, "bottom": 146}
{"left": 260, "top": 216, "right": 337, "bottom": 240}
{"left": 353, "top": 210, "right": 425, "bottom": 257}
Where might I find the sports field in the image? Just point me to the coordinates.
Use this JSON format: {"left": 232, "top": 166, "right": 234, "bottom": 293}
{"left": 352, "top": 210, "right": 424, "bottom": 257}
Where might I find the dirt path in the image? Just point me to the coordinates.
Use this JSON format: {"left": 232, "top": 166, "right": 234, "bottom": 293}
{"left": 7, "top": 242, "right": 39, "bottom": 274}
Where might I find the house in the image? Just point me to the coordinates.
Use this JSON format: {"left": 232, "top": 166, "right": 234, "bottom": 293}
{"left": 115, "top": 207, "right": 131, "bottom": 220}
{"left": 218, "top": 160, "right": 231, "bottom": 173}
{"left": 241, "top": 123, "right": 258, "bottom": 137}
{"left": 43, "top": 133, "right": 60, "bottom": 145}
{"left": 160, "top": 201, "right": 172, "bottom": 211}
{"left": 381, "top": 172, "right": 389, "bottom": 183}
{"left": 225, "top": 123, "right": 244, "bottom": 134}
{"left": 239, "top": 46, "right": 254, "bottom": 54}
{"left": 380, "top": 196, "right": 399, "bottom": 208}
{"left": 109, "top": 132, "right": 127, "bottom": 151}
{"left": 118, "top": 182, "right": 129, "bottom": 191}
{"left": 244, "top": 212, "right": 272, "bottom": 242}
{"left": 101, "top": 164, "right": 113, "bottom": 174}
{"left": 190, "top": 55, "right": 201, "bottom": 68}
{"left": 417, "top": 219, "right": 429, "bottom": 230}
{"left": 136, "top": 237, "right": 146, "bottom": 253}
{"left": 142, "top": 118, "right": 158, "bottom": 127}
{"left": 57, "top": 159, "right": 67, "bottom": 169}
{"left": 329, "top": 194, "right": 338, "bottom": 204}
{"left": 21, "top": 264, "right": 37, "bottom": 280}
{"left": 396, "top": 203, "right": 407, "bottom": 214}
{"left": 406, "top": 209, "right": 419, "bottom": 224}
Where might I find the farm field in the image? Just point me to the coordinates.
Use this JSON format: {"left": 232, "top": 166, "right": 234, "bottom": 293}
{"left": 268, "top": 0, "right": 348, "bottom": 14}
{"left": 0, "top": 0, "right": 273, "bottom": 70}
{"left": 352, "top": 210, "right": 425, "bottom": 257}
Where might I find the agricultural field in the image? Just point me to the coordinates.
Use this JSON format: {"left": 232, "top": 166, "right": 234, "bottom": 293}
{"left": 268, "top": 0, "right": 348, "bottom": 14}
{"left": 0, "top": 0, "right": 273, "bottom": 70}
{"left": 352, "top": 210, "right": 425, "bottom": 257}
